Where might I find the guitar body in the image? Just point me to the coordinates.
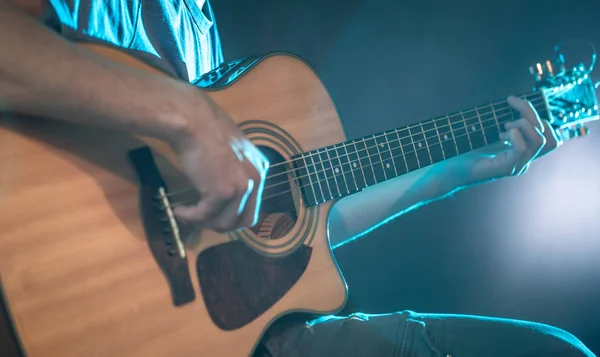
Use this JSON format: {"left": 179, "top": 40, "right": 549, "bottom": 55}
{"left": 0, "top": 45, "right": 348, "bottom": 357}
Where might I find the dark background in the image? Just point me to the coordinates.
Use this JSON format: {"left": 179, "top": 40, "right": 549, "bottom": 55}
{"left": 212, "top": 0, "right": 600, "bottom": 352}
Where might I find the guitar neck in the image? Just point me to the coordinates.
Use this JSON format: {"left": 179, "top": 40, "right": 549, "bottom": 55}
{"left": 295, "top": 91, "right": 549, "bottom": 206}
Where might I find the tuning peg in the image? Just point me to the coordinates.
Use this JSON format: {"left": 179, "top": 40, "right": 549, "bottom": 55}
{"left": 530, "top": 60, "right": 559, "bottom": 81}
{"left": 557, "top": 125, "right": 590, "bottom": 141}
{"left": 545, "top": 60, "right": 555, "bottom": 77}
{"left": 529, "top": 63, "right": 544, "bottom": 81}
{"left": 576, "top": 125, "right": 590, "bottom": 137}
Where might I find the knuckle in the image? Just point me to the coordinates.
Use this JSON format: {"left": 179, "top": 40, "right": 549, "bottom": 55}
{"left": 240, "top": 175, "right": 253, "bottom": 191}
{"left": 256, "top": 157, "right": 270, "bottom": 176}
{"left": 216, "top": 183, "right": 237, "bottom": 199}
{"left": 212, "top": 219, "right": 234, "bottom": 233}
{"left": 247, "top": 164, "right": 264, "bottom": 185}
{"left": 515, "top": 142, "right": 527, "bottom": 154}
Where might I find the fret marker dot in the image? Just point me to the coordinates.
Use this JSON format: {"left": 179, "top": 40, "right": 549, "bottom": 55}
{"left": 443, "top": 134, "right": 448, "bottom": 140}
{"left": 471, "top": 126, "right": 476, "bottom": 132}
{"left": 334, "top": 168, "right": 340, "bottom": 174}
{"left": 418, "top": 142, "right": 422, "bottom": 148}
{"left": 353, "top": 163, "right": 357, "bottom": 168}
{"left": 385, "top": 163, "right": 391, "bottom": 169}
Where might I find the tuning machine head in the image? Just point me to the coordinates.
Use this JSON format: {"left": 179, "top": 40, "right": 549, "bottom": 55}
{"left": 530, "top": 55, "right": 567, "bottom": 82}
{"left": 556, "top": 123, "right": 590, "bottom": 141}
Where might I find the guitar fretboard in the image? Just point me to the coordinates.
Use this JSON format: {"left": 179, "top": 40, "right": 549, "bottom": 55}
{"left": 294, "top": 91, "right": 548, "bottom": 206}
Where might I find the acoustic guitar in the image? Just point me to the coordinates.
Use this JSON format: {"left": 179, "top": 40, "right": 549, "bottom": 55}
{"left": 0, "top": 43, "right": 598, "bottom": 357}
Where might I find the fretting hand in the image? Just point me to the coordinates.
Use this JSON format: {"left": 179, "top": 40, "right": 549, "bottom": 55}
{"left": 452, "top": 96, "right": 561, "bottom": 185}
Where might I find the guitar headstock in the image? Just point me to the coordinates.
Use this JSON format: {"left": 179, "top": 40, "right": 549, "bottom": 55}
{"left": 532, "top": 50, "right": 599, "bottom": 142}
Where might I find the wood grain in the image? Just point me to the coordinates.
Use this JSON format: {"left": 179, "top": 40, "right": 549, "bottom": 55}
{"left": 0, "top": 45, "right": 348, "bottom": 357}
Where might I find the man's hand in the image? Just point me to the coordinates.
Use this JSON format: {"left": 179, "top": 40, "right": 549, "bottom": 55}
{"left": 0, "top": 2, "right": 269, "bottom": 234}
{"left": 171, "top": 100, "right": 269, "bottom": 233}
{"left": 452, "top": 96, "right": 562, "bottom": 186}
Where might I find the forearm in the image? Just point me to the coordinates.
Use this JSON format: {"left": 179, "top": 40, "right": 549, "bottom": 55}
{"left": 328, "top": 158, "right": 466, "bottom": 249}
{"left": 0, "top": 1, "right": 208, "bottom": 142}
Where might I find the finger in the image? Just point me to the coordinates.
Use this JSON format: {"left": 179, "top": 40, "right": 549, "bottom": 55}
{"left": 235, "top": 168, "right": 266, "bottom": 229}
{"left": 207, "top": 191, "right": 249, "bottom": 232}
{"left": 507, "top": 119, "right": 546, "bottom": 170}
{"left": 236, "top": 148, "right": 269, "bottom": 227}
{"left": 537, "top": 120, "right": 562, "bottom": 157}
{"left": 173, "top": 191, "right": 229, "bottom": 224}
{"left": 226, "top": 143, "right": 268, "bottom": 228}
{"left": 232, "top": 176, "right": 258, "bottom": 229}
{"left": 208, "top": 175, "right": 263, "bottom": 233}
{"left": 507, "top": 95, "right": 543, "bottom": 133}
{"left": 500, "top": 128, "right": 530, "bottom": 175}
{"left": 505, "top": 118, "right": 546, "bottom": 155}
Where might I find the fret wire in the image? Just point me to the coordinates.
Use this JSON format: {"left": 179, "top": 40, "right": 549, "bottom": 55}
{"left": 394, "top": 129, "right": 410, "bottom": 173}
{"left": 373, "top": 135, "right": 388, "bottom": 181}
{"left": 314, "top": 151, "right": 333, "bottom": 200}
{"left": 376, "top": 133, "right": 396, "bottom": 178}
{"left": 250, "top": 110, "right": 541, "bottom": 205}
{"left": 460, "top": 111, "right": 474, "bottom": 151}
{"left": 475, "top": 107, "right": 488, "bottom": 145}
{"left": 432, "top": 118, "right": 446, "bottom": 160}
{"left": 490, "top": 102, "right": 501, "bottom": 134}
{"left": 335, "top": 143, "right": 357, "bottom": 193}
{"left": 408, "top": 128, "right": 422, "bottom": 169}
{"left": 424, "top": 120, "right": 443, "bottom": 163}
{"left": 301, "top": 156, "right": 319, "bottom": 204}
{"left": 324, "top": 120, "right": 506, "bottom": 189}
{"left": 449, "top": 113, "right": 463, "bottom": 154}
{"left": 419, "top": 122, "right": 433, "bottom": 163}
{"left": 362, "top": 138, "right": 378, "bottom": 184}
{"left": 337, "top": 143, "right": 359, "bottom": 192}
{"left": 292, "top": 95, "right": 545, "bottom": 200}
{"left": 160, "top": 96, "right": 548, "bottom": 207}
{"left": 272, "top": 119, "right": 506, "bottom": 203}
{"left": 445, "top": 115, "right": 460, "bottom": 155}
{"left": 301, "top": 95, "right": 543, "bottom": 171}
{"left": 353, "top": 141, "right": 369, "bottom": 187}
{"left": 324, "top": 146, "right": 343, "bottom": 196}
{"left": 341, "top": 143, "right": 359, "bottom": 192}
{"left": 307, "top": 154, "right": 325, "bottom": 202}
{"left": 282, "top": 94, "right": 545, "bottom": 176}
{"left": 478, "top": 103, "right": 501, "bottom": 144}
{"left": 509, "top": 106, "right": 517, "bottom": 121}
{"left": 329, "top": 145, "right": 343, "bottom": 194}
{"left": 385, "top": 132, "right": 399, "bottom": 176}
{"left": 334, "top": 144, "right": 351, "bottom": 194}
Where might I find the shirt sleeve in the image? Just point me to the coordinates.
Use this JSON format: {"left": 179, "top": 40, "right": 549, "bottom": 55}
{"left": 45, "top": 0, "right": 140, "bottom": 48}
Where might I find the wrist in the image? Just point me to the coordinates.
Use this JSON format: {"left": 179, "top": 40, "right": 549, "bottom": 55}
{"left": 434, "top": 155, "right": 480, "bottom": 194}
{"left": 152, "top": 86, "right": 214, "bottom": 146}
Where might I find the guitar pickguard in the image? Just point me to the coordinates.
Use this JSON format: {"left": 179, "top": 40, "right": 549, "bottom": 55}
{"left": 196, "top": 240, "right": 311, "bottom": 331}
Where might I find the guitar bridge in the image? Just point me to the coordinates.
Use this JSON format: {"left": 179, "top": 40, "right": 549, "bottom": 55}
{"left": 128, "top": 146, "right": 195, "bottom": 307}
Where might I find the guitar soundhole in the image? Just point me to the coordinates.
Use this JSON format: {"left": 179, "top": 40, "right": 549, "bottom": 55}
{"left": 249, "top": 146, "right": 298, "bottom": 240}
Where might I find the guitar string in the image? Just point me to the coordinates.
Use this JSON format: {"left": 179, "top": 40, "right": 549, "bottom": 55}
{"left": 262, "top": 91, "right": 546, "bottom": 170}
{"left": 166, "top": 95, "right": 548, "bottom": 201}
{"left": 169, "top": 92, "right": 546, "bottom": 203}
{"left": 169, "top": 105, "right": 545, "bottom": 208}
{"left": 168, "top": 96, "right": 549, "bottom": 205}
{"left": 262, "top": 105, "right": 521, "bottom": 190}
